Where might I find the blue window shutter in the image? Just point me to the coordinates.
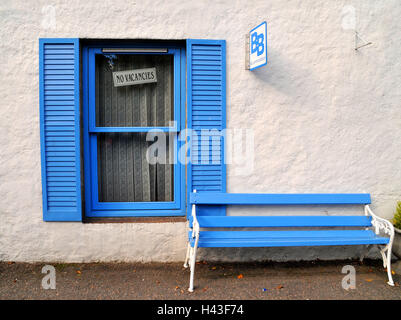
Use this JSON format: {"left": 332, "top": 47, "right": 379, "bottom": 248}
{"left": 39, "top": 38, "right": 82, "bottom": 221}
{"left": 187, "top": 39, "right": 227, "bottom": 217}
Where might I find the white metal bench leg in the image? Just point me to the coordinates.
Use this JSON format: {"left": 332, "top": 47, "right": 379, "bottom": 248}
{"left": 188, "top": 239, "right": 199, "bottom": 292}
{"left": 380, "top": 245, "right": 387, "bottom": 268}
{"left": 187, "top": 191, "right": 200, "bottom": 292}
{"left": 188, "top": 248, "right": 196, "bottom": 292}
{"left": 380, "top": 244, "right": 394, "bottom": 286}
{"left": 365, "top": 205, "right": 395, "bottom": 286}
{"left": 183, "top": 243, "right": 191, "bottom": 268}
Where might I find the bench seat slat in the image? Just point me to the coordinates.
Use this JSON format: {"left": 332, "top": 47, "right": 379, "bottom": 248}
{"left": 194, "top": 216, "right": 372, "bottom": 227}
{"left": 190, "top": 193, "right": 371, "bottom": 205}
{"left": 189, "top": 230, "right": 389, "bottom": 248}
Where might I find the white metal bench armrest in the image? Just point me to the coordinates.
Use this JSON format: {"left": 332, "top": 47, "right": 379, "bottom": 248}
{"left": 365, "top": 205, "right": 394, "bottom": 239}
{"left": 364, "top": 204, "right": 394, "bottom": 286}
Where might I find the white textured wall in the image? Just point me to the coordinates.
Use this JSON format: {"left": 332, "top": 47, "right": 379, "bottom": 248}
{"left": 0, "top": 0, "right": 400, "bottom": 262}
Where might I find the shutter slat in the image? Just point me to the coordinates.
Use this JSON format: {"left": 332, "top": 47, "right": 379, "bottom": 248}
{"left": 40, "top": 38, "right": 82, "bottom": 221}
{"left": 193, "top": 111, "right": 222, "bottom": 116}
{"left": 44, "top": 65, "right": 74, "bottom": 70}
{"left": 192, "top": 70, "right": 222, "bottom": 75}
{"left": 48, "top": 188, "right": 76, "bottom": 193}
{"left": 44, "top": 55, "right": 75, "bottom": 59}
{"left": 192, "top": 50, "right": 222, "bottom": 56}
{"left": 48, "top": 192, "right": 76, "bottom": 197}
{"left": 45, "top": 100, "right": 75, "bottom": 105}
{"left": 47, "top": 161, "right": 76, "bottom": 167}
{"left": 44, "top": 50, "right": 75, "bottom": 55}
{"left": 45, "top": 85, "right": 75, "bottom": 90}
{"left": 46, "top": 176, "right": 76, "bottom": 181}
{"left": 47, "top": 165, "right": 76, "bottom": 171}
{"left": 45, "top": 69, "right": 75, "bottom": 75}
{"left": 47, "top": 181, "right": 77, "bottom": 185}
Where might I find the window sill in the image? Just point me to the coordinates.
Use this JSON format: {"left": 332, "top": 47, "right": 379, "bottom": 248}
{"left": 83, "top": 216, "right": 187, "bottom": 224}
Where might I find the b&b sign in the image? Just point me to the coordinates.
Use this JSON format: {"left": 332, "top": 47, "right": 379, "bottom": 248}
{"left": 113, "top": 68, "right": 157, "bottom": 87}
{"left": 248, "top": 21, "right": 267, "bottom": 70}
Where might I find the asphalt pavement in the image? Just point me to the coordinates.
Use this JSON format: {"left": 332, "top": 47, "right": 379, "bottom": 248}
{"left": 1, "top": 259, "right": 400, "bottom": 300}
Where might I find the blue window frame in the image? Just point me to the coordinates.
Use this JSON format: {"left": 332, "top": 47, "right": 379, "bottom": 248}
{"left": 82, "top": 43, "right": 185, "bottom": 217}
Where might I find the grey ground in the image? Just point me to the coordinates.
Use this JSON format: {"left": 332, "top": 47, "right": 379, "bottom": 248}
{"left": 1, "top": 260, "right": 400, "bottom": 300}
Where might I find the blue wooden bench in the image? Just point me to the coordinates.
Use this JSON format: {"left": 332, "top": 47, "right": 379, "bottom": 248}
{"left": 183, "top": 191, "right": 395, "bottom": 291}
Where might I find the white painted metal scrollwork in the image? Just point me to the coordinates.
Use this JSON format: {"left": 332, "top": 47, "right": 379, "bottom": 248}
{"left": 183, "top": 190, "right": 200, "bottom": 292}
{"left": 365, "top": 205, "right": 395, "bottom": 286}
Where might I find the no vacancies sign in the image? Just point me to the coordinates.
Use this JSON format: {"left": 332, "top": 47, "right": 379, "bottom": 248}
{"left": 112, "top": 68, "right": 157, "bottom": 87}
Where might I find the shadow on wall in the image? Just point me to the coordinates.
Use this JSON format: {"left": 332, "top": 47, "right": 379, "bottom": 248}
{"left": 248, "top": 47, "right": 326, "bottom": 105}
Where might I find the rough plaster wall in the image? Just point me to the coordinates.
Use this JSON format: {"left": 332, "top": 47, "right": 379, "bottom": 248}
{"left": 0, "top": 0, "right": 400, "bottom": 262}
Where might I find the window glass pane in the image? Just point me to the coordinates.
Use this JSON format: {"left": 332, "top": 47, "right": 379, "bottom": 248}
{"left": 95, "top": 54, "right": 174, "bottom": 127}
{"left": 97, "top": 133, "right": 174, "bottom": 202}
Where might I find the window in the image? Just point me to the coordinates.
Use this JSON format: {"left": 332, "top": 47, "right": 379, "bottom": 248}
{"left": 83, "top": 45, "right": 185, "bottom": 217}
{"left": 39, "top": 38, "right": 226, "bottom": 221}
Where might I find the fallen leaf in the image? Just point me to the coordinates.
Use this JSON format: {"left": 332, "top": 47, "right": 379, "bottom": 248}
{"left": 76, "top": 270, "right": 81, "bottom": 275}
{"left": 211, "top": 266, "right": 217, "bottom": 270}
{"left": 237, "top": 274, "right": 244, "bottom": 279}
{"left": 391, "top": 270, "right": 396, "bottom": 275}
{"left": 175, "top": 286, "right": 180, "bottom": 290}
{"left": 7, "top": 262, "right": 14, "bottom": 265}
{"left": 202, "top": 286, "right": 208, "bottom": 292}
{"left": 365, "top": 279, "right": 373, "bottom": 282}
{"left": 276, "top": 285, "right": 284, "bottom": 289}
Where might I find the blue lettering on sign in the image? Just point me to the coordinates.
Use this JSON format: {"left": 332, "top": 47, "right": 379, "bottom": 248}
{"left": 251, "top": 31, "right": 264, "bottom": 56}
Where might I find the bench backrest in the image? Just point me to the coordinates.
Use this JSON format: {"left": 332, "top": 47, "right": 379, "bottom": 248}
{"left": 190, "top": 193, "right": 371, "bottom": 205}
{"left": 189, "top": 192, "right": 372, "bottom": 228}
{"left": 193, "top": 215, "right": 372, "bottom": 227}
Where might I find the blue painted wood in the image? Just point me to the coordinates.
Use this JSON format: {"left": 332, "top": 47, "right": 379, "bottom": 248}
{"left": 190, "top": 192, "right": 371, "bottom": 205}
{"left": 189, "top": 230, "right": 389, "bottom": 247}
{"left": 180, "top": 48, "right": 187, "bottom": 214}
{"left": 194, "top": 215, "right": 372, "bottom": 227}
{"left": 187, "top": 191, "right": 381, "bottom": 249}
{"left": 192, "top": 229, "right": 378, "bottom": 239}
{"left": 89, "top": 127, "right": 179, "bottom": 133}
{"left": 86, "top": 209, "right": 186, "bottom": 217}
{"left": 39, "top": 38, "right": 82, "bottom": 221}
{"left": 187, "top": 39, "right": 227, "bottom": 218}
